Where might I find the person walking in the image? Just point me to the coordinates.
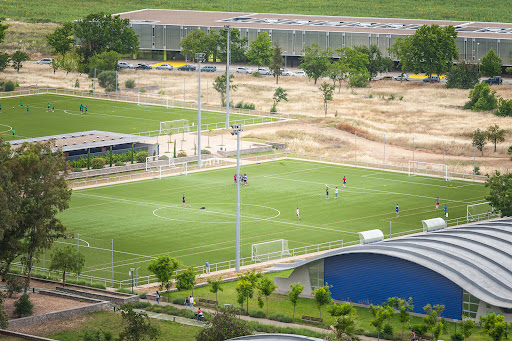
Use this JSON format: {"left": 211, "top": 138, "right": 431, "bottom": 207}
{"left": 185, "top": 296, "right": 190, "bottom": 308}
{"left": 396, "top": 204, "right": 400, "bottom": 217}
{"left": 156, "top": 290, "right": 160, "bottom": 304}
{"left": 190, "top": 295, "right": 195, "bottom": 308}
{"left": 205, "top": 260, "right": 210, "bottom": 274}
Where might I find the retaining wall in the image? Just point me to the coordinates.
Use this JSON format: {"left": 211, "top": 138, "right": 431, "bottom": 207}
{"left": 0, "top": 329, "right": 59, "bottom": 340}
{"left": 56, "top": 287, "right": 139, "bottom": 305}
{"left": 217, "top": 145, "right": 272, "bottom": 157}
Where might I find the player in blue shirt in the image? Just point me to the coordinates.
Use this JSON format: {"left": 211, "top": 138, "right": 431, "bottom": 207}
{"left": 326, "top": 186, "right": 329, "bottom": 199}
{"left": 444, "top": 204, "right": 448, "bottom": 217}
{"left": 396, "top": 204, "right": 399, "bottom": 217}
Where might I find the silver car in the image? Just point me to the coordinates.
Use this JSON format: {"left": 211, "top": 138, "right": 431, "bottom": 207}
{"left": 236, "top": 67, "right": 252, "bottom": 74}
{"left": 156, "top": 64, "right": 173, "bottom": 71}
{"left": 394, "top": 74, "right": 410, "bottom": 81}
{"left": 257, "top": 67, "right": 271, "bottom": 75}
{"left": 36, "top": 58, "right": 53, "bottom": 64}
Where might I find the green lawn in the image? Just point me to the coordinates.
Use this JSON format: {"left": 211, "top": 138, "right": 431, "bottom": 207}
{"left": 0, "top": 0, "right": 509, "bottom": 23}
{"left": 0, "top": 94, "right": 267, "bottom": 141}
{"left": 45, "top": 159, "right": 488, "bottom": 283}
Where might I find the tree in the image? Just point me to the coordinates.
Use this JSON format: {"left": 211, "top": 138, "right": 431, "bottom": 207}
{"left": 175, "top": 267, "right": 197, "bottom": 295}
{"left": 472, "top": 128, "right": 487, "bottom": 156}
{"left": 11, "top": 51, "right": 29, "bottom": 73}
{"left": 464, "top": 81, "right": 498, "bottom": 111}
{"left": 118, "top": 306, "right": 159, "bottom": 341}
{"left": 49, "top": 246, "right": 85, "bottom": 286}
{"left": 487, "top": 124, "right": 506, "bottom": 152}
{"left": 0, "top": 292, "right": 8, "bottom": 329}
{"left": 386, "top": 297, "right": 414, "bottom": 339}
{"left": 246, "top": 32, "right": 272, "bottom": 68}
{"left": 207, "top": 277, "right": 223, "bottom": 307}
{"left": 460, "top": 316, "right": 476, "bottom": 340}
{"left": 480, "top": 48, "right": 502, "bottom": 77}
{"left": 97, "top": 71, "right": 118, "bottom": 92}
{"left": 446, "top": 61, "right": 480, "bottom": 89}
{"left": 88, "top": 51, "right": 120, "bottom": 77}
{"left": 369, "top": 304, "right": 387, "bottom": 341}
{"left": 389, "top": 24, "right": 458, "bottom": 80}
{"left": 496, "top": 97, "right": 512, "bottom": 117}
{"left": 13, "top": 294, "right": 33, "bottom": 318}
{"left": 53, "top": 51, "right": 82, "bottom": 74}
{"left": 217, "top": 28, "right": 248, "bottom": 63}
{"left": 312, "top": 285, "right": 332, "bottom": 318}
{"left": 236, "top": 278, "right": 254, "bottom": 315}
{"left": 269, "top": 45, "right": 284, "bottom": 84}
{"left": 328, "top": 313, "right": 361, "bottom": 341}
{"left": 256, "top": 277, "right": 277, "bottom": 317}
{"left": 196, "top": 307, "right": 253, "bottom": 341}
{"left": 0, "top": 20, "right": 9, "bottom": 44}
{"left": 328, "top": 302, "right": 357, "bottom": 317}
{"left": 147, "top": 255, "right": 180, "bottom": 302}
{"left": 319, "top": 82, "right": 335, "bottom": 117}
{"left": 74, "top": 12, "right": 139, "bottom": 64}
{"left": 423, "top": 304, "right": 445, "bottom": 341}
{"left": 180, "top": 29, "right": 210, "bottom": 60}
{"left": 271, "top": 87, "right": 288, "bottom": 113}
{"left": 213, "top": 73, "right": 237, "bottom": 107}
{"left": 485, "top": 171, "right": 512, "bottom": 216}
{"left": 0, "top": 53, "right": 9, "bottom": 72}
{"left": 353, "top": 44, "right": 393, "bottom": 80}
{"left": 300, "top": 43, "right": 332, "bottom": 84}
{"left": 46, "top": 22, "right": 74, "bottom": 56}
{"left": 481, "top": 313, "right": 507, "bottom": 341}
{"left": 288, "top": 282, "right": 304, "bottom": 321}
{"left": 335, "top": 47, "right": 370, "bottom": 88}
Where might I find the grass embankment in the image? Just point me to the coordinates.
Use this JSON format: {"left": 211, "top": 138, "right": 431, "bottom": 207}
{"left": 0, "top": 0, "right": 510, "bottom": 23}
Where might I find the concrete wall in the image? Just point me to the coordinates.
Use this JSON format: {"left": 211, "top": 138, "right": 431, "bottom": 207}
{"left": 217, "top": 145, "right": 272, "bottom": 157}
{"left": 476, "top": 300, "right": 512, "bottom": 323}
{"left": 274, "top": 265, "right": 313, "bottom": 298}
{"left": 56, "top": 287, "right": 139, "bottom": 305}
{"left": 0, "top": 329, "right": 58, "bottom": 340}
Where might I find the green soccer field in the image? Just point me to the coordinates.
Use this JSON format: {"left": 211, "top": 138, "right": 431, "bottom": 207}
{"left": 50, "top": 159, "right": 488, "bottom": 284}
{"left": 0, "top": 94, "right": 269, "bottom": 140}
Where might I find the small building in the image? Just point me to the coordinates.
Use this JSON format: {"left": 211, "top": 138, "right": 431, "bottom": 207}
{"left": 271, "top": 218, "right": 512, "bottom": 321}
{"left": 9, "top": 130, "right": 157, "bottom": 160}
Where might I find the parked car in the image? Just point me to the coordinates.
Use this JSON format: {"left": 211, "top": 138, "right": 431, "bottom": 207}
{"left": 423, "top": 76, "right": 441, "bottom": 83}
{"left": 236, "top": 67, "right": 252, "bottom": 74}
{"left": 394, "top": 74, "right": 410, "bottom": 81}
{"left": 281, "top": 68, "right": 295, "bottom": 76}
{"left": 118, "top": 61, "right": 134, "bottom": 69}
{"left": 36, "top": 58, "right": 53, "bottom": 65}
{"left": 295, "top": 71, "right": 307, "bottom": 77}
{"left": 155, "top": 64, "right": 173, "bottom": 71}
{"left": 484, "top": 76, "right": 503, "bottom": 85}
{"left": 257, "top": 67, "right": 271, "bottom": 75}
{"left": 200, "top": 65, "right": 217, "bottom": 72}
{"left": 380, "top": 76, "right": 394, "bottom": 80}
{"left": 136, "top": 63, "right": 152, "bottom": 70}
{"left": 177, "top": 64, "right": 196, "bottom": 71}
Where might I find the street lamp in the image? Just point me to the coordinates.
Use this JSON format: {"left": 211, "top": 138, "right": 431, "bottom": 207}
{"left": 231, "top": 124, "right": 243, "bottom": 272}
{"left": 224, "top": 25, "right": 232, "bottom": 128}
{"left": 196, "top": 52, "right": 205, "bottom": 168}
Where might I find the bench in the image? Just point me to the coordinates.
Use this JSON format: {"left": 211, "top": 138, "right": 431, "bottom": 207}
{"left": 300, "top": 315, "right": 323, "bottom": 324}
{"left": 198, "top": 298, "right": 217, "bottom": 307}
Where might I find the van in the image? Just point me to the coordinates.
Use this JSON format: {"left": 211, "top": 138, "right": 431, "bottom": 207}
{"left": 200, "top": 65, "right": 217, "bottom": 72}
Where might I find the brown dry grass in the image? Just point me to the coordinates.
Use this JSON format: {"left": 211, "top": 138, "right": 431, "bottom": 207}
{"left": 0, "top": 21, "right": 57, "bottom": 58}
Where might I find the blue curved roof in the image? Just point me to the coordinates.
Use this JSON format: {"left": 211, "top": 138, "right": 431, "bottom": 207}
{"left": 270, "top": 218, "right": 512, "bottom": 308}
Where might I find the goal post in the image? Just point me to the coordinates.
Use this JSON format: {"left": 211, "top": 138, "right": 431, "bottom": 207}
{"left": 408, "top": 161, "right": 449, "bottom": 181}
{"left": 251, "top": 239, "right": 291, "bottom": 262}
{"left": 146, "top": 154, "right": 175, "bottom": 171}
{"left": 149, "top": 162, "right": 187, "bottom": 179}
{"left": 159, "top": 119, "right": 190, "bottom": 136}
{"left": 467, "top": 202, "right": 496, "bottom": 222}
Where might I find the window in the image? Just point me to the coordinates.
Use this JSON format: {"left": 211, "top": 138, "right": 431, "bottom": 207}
{"left": 308, "top": 259, "right": 324, "bottom": 290}
{"left": 462, "top": 290, "right": 480, "bottom": 318}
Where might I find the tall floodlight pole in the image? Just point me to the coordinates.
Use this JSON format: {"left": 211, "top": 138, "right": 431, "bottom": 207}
{"left": 225, "top": 25, "right": 231, "bottom": 128}
{"left": 196, "top": 53, "right": 205, "bottom": 168}
{"left": 231, "top": 124, "right": 243, "bottom": 272}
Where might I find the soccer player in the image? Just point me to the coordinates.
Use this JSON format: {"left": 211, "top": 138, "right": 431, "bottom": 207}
{"left": 11, "top": 128, "right": 15, "bottom": 136}
{"left": 243, "top": 174, "right": 247, "bottom": 185}
{"left": 20, "top": 100, "right": 23, "bottom": 108}
{"left": 296, "top": 207, "right": 300, "bottom": 220}
{"left": 436, "top": 197, "right": 440, "bottom": 209}
{"left": 46, "top": 103, "right": 50, "bottom": 112}
{"left": 343, "top": 176, "right": 346, "bottom": 187}
{"left": 326, "top": 186, "right": 329, "bottom": 199}
{"left": 444, "top": 204, "right": 448, "bottom": 217}
{"left": 52, "top": 104, "right": 55, "bottom": 112}
{"left": 234, "top": 174, "right": 237, "bottom": 184}
{"left": 26, "top": 106, "right": 29, "bottom": 114}
{"left": 85, "top": 105, "right": 88, "bottom": 114}
{"left": 396, "top": 204, "right": 399, "bottom": 217}
{"left": 0, "top": 103, "right": 2, "bottom": 113}
{"left": 80, "top": 104, "right": 83, "bottom": 114}
{"left": 335, "top": 187, "right": 338, "bottom": 199}
{"left": 182, "top": 194, "right": 186, "bottom": 208}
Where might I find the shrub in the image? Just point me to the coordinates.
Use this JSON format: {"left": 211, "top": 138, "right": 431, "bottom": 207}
{"left": 125, "top": 79, "right": 135, "bottom": 88}
{"left": 201, "top": 149, "right": 211, "bottom": 154}
{"left": 243, "top": 103, "right": 255, "bottom": 110}
{"left": 4, "top": 80, "right": 15, "bottom": 92}
{"left": 249, "top": 310, "right": 266, "bottom": 318}
{"left": 196, "top": 308, "right": 253, "bottom": 341}
{"left": 464, "top": 81, "right": 497, "bottom": 111}
{"left": 14, "top": 294, "right": 33, "bottom": 318}
{"left": 177, "top": 151, "right": 187, "bottom": 157}
{"left": 91, "top": 157, "right": 105, "bottom": 169}
{"left": 252, "top": 72, "right": 260, "bottom": 77}
{"left": 268, "top": 313, "right": 293, "bottom": 323}
{"left": 446, "top": 61, "right": 480, "bottom": 89}
{"left": 82, "top": 330, "right": 113, "bottom": 341}
{"left": 451, "top": 332, "right": 464, "bottom": 341}
{"left": 97, "top": 71, "right": 118, "bottom": 92}
{"left": 270, "top": 104, "right": 277, "bottom": 113}
{"left": 6, "top": 276, "right": 23, "bottom": 298}
{"left": 75, "top": 79, "right": 80, "bottom": 88}
{"left": 135, "top": 151, "right": 149, "bottom": 163}
{"left": 382, "top": 324, "right": 394, "bottom": 338}
{"left": 399, "top": 96, "right": 404, "bottom": 101}
{"left": 115, "top": 161, "right": 125, "bottom": 166}
{"left": 235, "top": 101, "right": 244, "bottom": 109}
{"left": 349, "top": 73, "right": 368, "bottom": 88}
{"left": 411, "top": 324, "right": 429, "bottom": 335}
{"left": 369, "top": 93, "right": 373, "bottom": 98}
{"left": 158, "top": 155, "right": 169, "bottom": 160}
{"left": 172, "top": 297, "right": 187, "bottom": 305}
{"left": 140, "top": 87, "right": 146, "bottom": 93}
{"left": 496, "top": 97, "right": 512, "bottom": 117}
{"left": 388, "top": 94, "right": 395, "bottom": 100}
{"left": 117, "top": 287, "right": 132, "bottom": 294}
{"left": 74, "top": 168, "right": 83, "bottom": 172}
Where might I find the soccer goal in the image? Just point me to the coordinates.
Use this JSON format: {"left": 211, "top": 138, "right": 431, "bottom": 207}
{"left": 408, "top": 161, "right": 449, "bottom": 181}
{"left": 159, "top": 119, "right": 190, "bottom": 135}
{"left": 466, "top": 202, "right": 497, "bottom": 222}
{"left": 146, "top": 154, "right": 176, "bottom": 171}
{"left": 251, "top": 239, "right": 292, "bottom": 262}
{"left": 149, "top": 162, "right": 188, "bottom": 179}
{"left": 138, "top": 92, "right": 169, "bottom": 108}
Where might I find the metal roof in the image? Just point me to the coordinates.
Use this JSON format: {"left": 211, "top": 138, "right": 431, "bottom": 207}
{"left": 269, "top": 218, "right": 512, "bottom": 308}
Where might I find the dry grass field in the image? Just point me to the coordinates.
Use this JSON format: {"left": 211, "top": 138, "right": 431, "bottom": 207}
{"left": 3, "top": 63, "right": 512, "bottom": 174}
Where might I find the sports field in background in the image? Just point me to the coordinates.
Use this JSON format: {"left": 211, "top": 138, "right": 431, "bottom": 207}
{"left": 51, "top": 159, "right": 489, "bottom": 283}
{"left": 0, "top": 94, "right": 266, "bottom": 140}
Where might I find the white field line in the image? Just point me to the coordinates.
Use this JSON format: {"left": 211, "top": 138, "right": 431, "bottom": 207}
{"left": 360, "top": 175, "right": 473, "bottom": 189}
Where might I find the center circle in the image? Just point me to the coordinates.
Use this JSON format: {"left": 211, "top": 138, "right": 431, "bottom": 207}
{"left": 0, "top": 124, "right": 13, "bottom": 134}
{"left": 153, "top": 203, "right": 280, "bottom": 224}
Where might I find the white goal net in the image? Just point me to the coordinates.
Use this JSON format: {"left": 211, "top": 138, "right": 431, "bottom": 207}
{"left": 466, "top": 202, "right": 498, "bottom": 222}
{"left": 138, "top": 92, "right": 169, "bottom": 108}
{"left": 159, "top": 119, "right": 190, "bottom": 135}
{"left": 252, "top": 239, "right": 291, "bottom": 262}
{"left": 408, "top": 161, "right": 449, "bottom": 181}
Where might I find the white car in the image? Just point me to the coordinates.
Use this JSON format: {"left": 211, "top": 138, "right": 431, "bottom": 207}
{"left": 257, "top": 67, "right": 271, "bottom": 75}
{"left": 36, "top": 58, "right": 53, "bottom": 65}
{"left": 394, "top": 74, "right": 410, "bottom": 81}
{"left": 236, "top": 67, "right": 252, "bottom": 74}
{"left": 281, "top": 69, "right": 295, "bottom": 76}
{"left": 295, "top": 71, "right": 307, "bottom": 77}
{"left": 155, "top": 64, "right": 173, "bottom": 71}
{"left": 117, "top": 61, "right": 134, "bottom": 69}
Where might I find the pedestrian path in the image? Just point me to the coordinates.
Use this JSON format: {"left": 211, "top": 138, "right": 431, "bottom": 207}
{"left": 133, "top": 308, "right": 205, "bottom": 327}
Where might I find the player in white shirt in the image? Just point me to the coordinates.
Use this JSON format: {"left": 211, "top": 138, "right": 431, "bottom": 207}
{"left": 296, "top": 207, "right": 300, "bottom": 220}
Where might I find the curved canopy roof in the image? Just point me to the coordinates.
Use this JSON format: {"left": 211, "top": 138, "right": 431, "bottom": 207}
{"left": 270, "top": 218, "right": 512, "bottom": 308}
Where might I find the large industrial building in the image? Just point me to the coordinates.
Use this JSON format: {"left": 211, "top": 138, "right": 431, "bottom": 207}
{"left": 117, "top": 9, "right": 512, "bottom": 67}
{"left": 270, "top": 218, "right": 512, "bottom": 322}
